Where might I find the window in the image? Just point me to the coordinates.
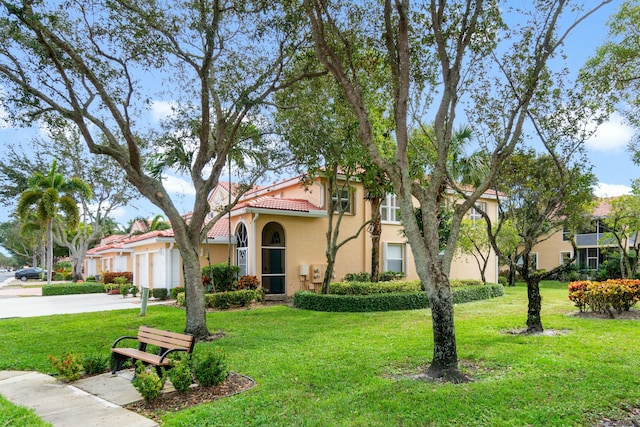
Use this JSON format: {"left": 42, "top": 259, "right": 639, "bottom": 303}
{"left": 517, "top": 252, "right": 538, "bottom": 270}
{"left": 560, "top": 251, "right": 572, "bottom": 265}
{"left": 331, "top": 187, "right": 353, "bottom": 214}
{"left": 562, "top": 226, "right": 571, "bottom": 241}
{"left": 381, "top": 194, "right": 401, "bottom": 223}
{"left": 384, "top": 243, "right": 405, "bottom": 273}
{"left": 468, "top": 202, "right": 486, "bottom": 221}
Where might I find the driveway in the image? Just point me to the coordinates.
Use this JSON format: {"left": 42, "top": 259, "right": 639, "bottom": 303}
{"left": 0, "top": 278, "right": 170, "bottom": 319}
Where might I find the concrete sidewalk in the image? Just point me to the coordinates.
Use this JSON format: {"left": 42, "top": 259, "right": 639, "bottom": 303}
{"left": 0, "top": 370, "right": 158, "bottom": 426}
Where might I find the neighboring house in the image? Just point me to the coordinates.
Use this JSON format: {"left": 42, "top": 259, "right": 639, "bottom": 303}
{"left": 85, "top": 174, "right": 501, "bottom": 296}
{"left": 530, "top": 198, "right": 630, "bottom": 272}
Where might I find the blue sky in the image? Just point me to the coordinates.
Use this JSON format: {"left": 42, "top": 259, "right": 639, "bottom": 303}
{"left": 0, "top": 1, "right": 635, "bottom": 239}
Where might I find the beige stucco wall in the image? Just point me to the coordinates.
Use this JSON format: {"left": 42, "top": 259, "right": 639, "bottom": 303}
{"left": 530, "top": 229, "right": 573, "bottom": 272}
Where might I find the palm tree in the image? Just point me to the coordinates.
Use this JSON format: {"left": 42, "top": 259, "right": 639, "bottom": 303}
{"left": 16, "top": 161, "right": 91, "bottom": 285}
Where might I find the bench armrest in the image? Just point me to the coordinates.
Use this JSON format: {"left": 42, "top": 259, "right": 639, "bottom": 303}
{"left": 111, "top": 335, "right": 138, "bottom": 348}
{"left": 158, "top": 348, "right": 189, "bottom": 364}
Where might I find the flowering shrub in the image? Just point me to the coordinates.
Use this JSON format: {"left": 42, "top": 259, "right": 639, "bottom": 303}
{"left": 48, "top": 353, "right": 83, "bottom": 382}
{"left": 568, "top": 279, "right": 640, "bottom": 315}
{"left": 567, "top": 281, "right": 590, "bottom": 312}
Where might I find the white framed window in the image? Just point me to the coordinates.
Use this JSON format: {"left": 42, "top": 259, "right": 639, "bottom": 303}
{"left": 331, "top": 187, "right": 353, "bottom": 214}
{"left": 381, "top": 194, "right": 401, "bottom": 223}
{"left": 384, "top": 243, "right": 405, "bottom": 273}
{"left": 560, "top": 251, "right": 572, "bottom": 265}
{"left": 468, "top": 202, "right": 486, "bottom": 221}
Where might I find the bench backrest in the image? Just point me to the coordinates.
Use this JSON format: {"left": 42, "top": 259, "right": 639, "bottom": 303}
{"left": 137, "top": 326, "right": 195, "bottom": 353}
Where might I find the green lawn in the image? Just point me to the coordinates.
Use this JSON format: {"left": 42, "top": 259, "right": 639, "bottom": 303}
{"left": 1, "top": 282, "right": 639, "bottom": 426}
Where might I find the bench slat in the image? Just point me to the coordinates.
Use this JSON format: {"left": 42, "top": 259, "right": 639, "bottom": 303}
{"left": 112, "top": 348, "right": 172, "bottom": 366}
{"left": 137, "top": 330, "right": 193, "bottom": 350}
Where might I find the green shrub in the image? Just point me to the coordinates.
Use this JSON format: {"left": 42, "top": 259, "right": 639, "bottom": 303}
{"left": 176, "top": 292, "right": 185, "bottom": 306}
{"left": 152, "top": 288, "right": 168, "bottom": 300}
{"left": 120, "top": 283, "right": 131, "bottom": 297}
{"left": 83, "top": 354, "right": 109, "bottom": 375}
{"left": 294, "top": 284, "right": 504, "bottom": 312}
{"left": 41, "top": 282, "right": 105, "bottom": 296}
{"left": 170, "top": 287, "right": 184, "bottom": 299}
{"left": 167, "top": 354, "right": 193, "bottom": 393}
{"left": 378, "top": 271, "right": 406, "bottom": 282}
{"left": 344, "top": 271, "right": 407, "bottom": 282}
{"left": 64, "top": 273, "right": 73, "bottom": 281}
{"left": 177, "top": 289, "right": 264, "bottom": 309}
{"left": 52, "top": 273, "right": 65, "bottom": 281}
{"left": 207, "top": 289, "right": 265, "bottom": 309}
{"left": 497, "top": 276, "right": 508, "bottom": 286}
{"left": 85, "top": 276, "right": 96, "bottom": 282}
{"left": 48, "top": 353, "right": 83, "bottom": 382}
{"left": 451, "top": 283, "right": 504, "bottom": 303}
{"left": 201, "top": 263, "right": 240, "bottom": 292}
{"left": 132, "top": 361, "right": 166, "bottom": 403}
{"left": 192, "top": 349, "right": 229, "bottom": 387}
{"left": 450, "top": 279, "right": 484, "bottom": 287}
{"left": 328, "top": 281, "right": 422, "bottom": 295}
{"left": 344, "top": 272, "right": 372, "bottom": 282}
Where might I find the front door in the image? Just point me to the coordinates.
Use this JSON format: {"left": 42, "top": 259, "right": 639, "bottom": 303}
{"left": 261, "top": 222, "right": 285, "bottom": 294}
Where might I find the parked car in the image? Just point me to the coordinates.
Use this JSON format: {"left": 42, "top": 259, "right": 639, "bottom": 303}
{"left": 14, "top": 267, "right": 43, "bottom": 282}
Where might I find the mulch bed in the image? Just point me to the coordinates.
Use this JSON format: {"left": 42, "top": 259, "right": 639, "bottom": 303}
{"left": 125, "top": 372, "right": 255, "bottom": 422}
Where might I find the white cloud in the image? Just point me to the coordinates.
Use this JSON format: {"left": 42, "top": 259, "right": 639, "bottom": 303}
{"left": 162, "top": 174, "right": 196, "bottom": 196}
{"left": 593, "top": 183, "right": 632, "bottom": 198}
{"left": 110, "top": 206, "right": 130, "bottom": 222}
{"left": 150, "top": 100, "right": 176, "bottom": 123}
{"left": 586, "top": 113, "right": 634, "bottom": 152}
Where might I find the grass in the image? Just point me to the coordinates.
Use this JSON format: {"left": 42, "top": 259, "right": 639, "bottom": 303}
{"left": 1, "top": 282, "right": 639, "bottom": 426}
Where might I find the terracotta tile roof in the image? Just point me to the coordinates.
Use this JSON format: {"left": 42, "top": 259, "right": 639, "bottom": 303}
{"left": 205, "top": 217, "right": 231, "bottom": 238}
{"left": 124, "top": 229, "right": 175, "bottom": 244}
{"left": 593, "top": 198, "right": 613, "bottom": 218}
{"left": 234, "top": 196, "right": 321, "bottom": 212}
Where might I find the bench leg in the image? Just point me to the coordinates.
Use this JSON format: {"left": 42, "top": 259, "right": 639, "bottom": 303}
{"left": 111, "top": 352, "right": 129, "bottom": 374}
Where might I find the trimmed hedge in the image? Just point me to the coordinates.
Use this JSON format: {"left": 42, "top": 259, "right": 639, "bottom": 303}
{"left": 294, "top": 284, "right": 504, "bottom": 312}
{"left": 327, "top": 279, "right": 485, "bottom": 295}
{"left": 329, "top": 281, "right": 422, "bottom": 295}
{"left": 41, "top": 282, "right": 106, "bottom": 296}
{"left": 176, "top": 289, "right": 265, "bottom": 310}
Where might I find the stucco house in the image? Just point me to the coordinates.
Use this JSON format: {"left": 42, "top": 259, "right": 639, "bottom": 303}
{"left": 85, "top": 174, "right": 501, "bottom": 296}
{"left": 528, "top": 198, "right": 634, "bottom": 273}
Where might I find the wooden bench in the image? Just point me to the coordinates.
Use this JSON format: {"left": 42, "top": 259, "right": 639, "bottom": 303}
{"left": 111, "top": 326, "right": 195, "bottom": 375}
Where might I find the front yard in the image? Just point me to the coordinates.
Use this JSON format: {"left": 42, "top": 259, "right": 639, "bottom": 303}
{"left": 0, "top": 282, "right": 639, "bottom": 426}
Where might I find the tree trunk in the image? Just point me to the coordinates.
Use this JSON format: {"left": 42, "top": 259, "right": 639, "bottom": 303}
{"left": 322, "top": 246, "right": 337, "bottom": 294}
{"left": 425, "top": 281, "right": 467, "bottom": 383}
{"left": 508, "top": 257, "right": 517, "bottom": 286}
{"left": 46, "top": 220, "right": 53, "bottom": 285}
{"left": 181, "top": 246, "right": 210, "bottom": 339}
{"left": 526, "top": 278, "right": 543, "bottom": 333}
{"left": 369, "top": 197, "right": 382, "bottom": 282}
{"left": 71, "top": 256, "right": 83, "bottom": 282}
